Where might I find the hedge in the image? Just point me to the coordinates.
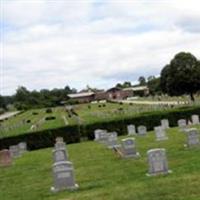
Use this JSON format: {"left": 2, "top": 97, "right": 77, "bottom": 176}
{"left": 0, "top": 106, "right": 200, "bottom": 150}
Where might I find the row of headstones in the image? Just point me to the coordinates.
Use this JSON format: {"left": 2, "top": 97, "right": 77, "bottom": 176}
{"left": 0, "top": 142, "right": 27, "bottom": 167}
{"left": 94, "top": 117, "right": 200, "bottom": 176}
{"left": 94, "top": 129, "right": 171, "bottom": 175}
{"left": 0, "top": 120, "right": 25, "bottom": 133}
{"left": 51, "top": 137, "right": 79, "bottom": 192}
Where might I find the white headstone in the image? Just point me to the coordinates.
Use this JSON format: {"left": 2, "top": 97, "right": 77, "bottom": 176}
{"left": 191, "top": 115, "right": 200, "bottom": 125}
{"left": 161, "top": 119, "right": 169, "bottom": 129}
{"left": 127, "top": 124, "right": 136, "bottom": 136}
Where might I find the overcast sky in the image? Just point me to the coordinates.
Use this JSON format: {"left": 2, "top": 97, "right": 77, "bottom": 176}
{"left": 1, "top": 0, "right": 200, "bottom": 95}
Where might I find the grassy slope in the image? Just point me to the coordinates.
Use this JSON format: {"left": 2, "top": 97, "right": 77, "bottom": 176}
{"left": 0, "top": 126, "right": 200, "bottom": 200}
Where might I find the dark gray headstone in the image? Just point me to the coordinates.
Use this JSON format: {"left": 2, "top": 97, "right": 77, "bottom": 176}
{"left": 51, "top": 161, "right": 78, "bottom": 192}
{"left": 185, "top": 128, "right": 200, "bottom": 148}
{"left": 147, "top": 148, "right": 171, "bottom": 176}
{"left": 121, "top": 138, "right": 140, "bottom": 158}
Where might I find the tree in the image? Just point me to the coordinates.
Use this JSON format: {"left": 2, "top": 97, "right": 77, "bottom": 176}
{"left": 160, "top": 52, "right": 200, "bottom": 101}
{"left": 147, "top": 77, "right": 161, "bottom": 95}
{"left": 138, "top": 76, "right": 146, "bottom": 86}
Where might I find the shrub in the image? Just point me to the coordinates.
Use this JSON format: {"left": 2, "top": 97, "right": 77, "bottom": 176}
{"left": 26, "top": 120, "right": 31, "bottom": 123}
{"left": 32, "top": 112, "right": 38, "bottom": 115}
{"left": 46, "top": 108, "right": 52, "bottom": 113}
{"left": 45, "top": 116, "right": 56, "bottom": 121}
{"left": 98, "top": 105, "right": 102, "bottom": 108}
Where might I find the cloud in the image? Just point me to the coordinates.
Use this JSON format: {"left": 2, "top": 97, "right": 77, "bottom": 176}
{"left": 1, "top": 0, "right": 200, "bottom": 95}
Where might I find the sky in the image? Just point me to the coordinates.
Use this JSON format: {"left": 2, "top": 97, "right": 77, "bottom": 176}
{"left": 1, "top": 0, "right": 200, "bottom": 95}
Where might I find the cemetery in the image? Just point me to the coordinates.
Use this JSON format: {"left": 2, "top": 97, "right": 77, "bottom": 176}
{"left": 0, "top": 123, "right": 200, "bottom": 200}
{"left": 1, "top": 1, "right": 200, "bottom": 199}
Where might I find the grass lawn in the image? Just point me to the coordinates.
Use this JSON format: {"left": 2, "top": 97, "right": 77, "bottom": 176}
{"left": 0, "top": 102, "right": 193, "bottom": 138}
{"left": 1, "top": 126, "right": 200, "bottom": 200}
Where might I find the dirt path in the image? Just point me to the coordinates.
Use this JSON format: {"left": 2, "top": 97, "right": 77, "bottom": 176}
{"left": 0, "top": 111, "right": 21, "bottom": 120}
{"left": 116, "top": 100, "right": 188, "bottom": 105}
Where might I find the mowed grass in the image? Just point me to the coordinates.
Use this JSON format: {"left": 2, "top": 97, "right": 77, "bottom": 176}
{"left": 0, "top": 102, "right": 183, "bottom": 138}
{"left": 0, "top": 126, "right": 200, "bottom": 200}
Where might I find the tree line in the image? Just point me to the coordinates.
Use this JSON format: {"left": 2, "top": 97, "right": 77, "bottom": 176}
{"left": 0, "top": 52, "right": 200, "bottom": 112}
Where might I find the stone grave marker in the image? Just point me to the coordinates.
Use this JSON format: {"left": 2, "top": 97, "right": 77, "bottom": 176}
{"left": 51, "top": 161, "right": 78, "bottom": 192}
{"left": 161, "top": 119, "right": 169, "bottom": 129}
{"left": 0, "top": 149, "right": 12, "bottom": 167}
{"left": 106, "top": 132, "right": 119, "bottom": 149}
{"left": 94, "top": 129, "right": 107, "bottom": 141}
{"left": 53, "top": 149, "right": 68, "bottom": 162}
{"left": 185, "top": 128, "right": 200, "bottom": 148}
{"left": 121, "top": 138, "right": 140, "bottom": 158}
{"left": 18, "top": 142, "right": 27, "bottom": 154}
{"left": 55, "top": 137, "right": 66, "bottom": 150}
{"left": 137, "top": 125, "right": 147, "bottom": 136}
{"left": 147, "top": 148, "right": 171, "bottom": 176}
{"left": 191, "top": 115, "right": 200, "bottom": 125}
{"left": 9, "top": 145, "right": 21, "bottom": 158}
{"left": 127, "top": 124, "right": 136, "bottom": 136}
{"left": 154, "top": 126, "right": 168, "bottom": 141}
{"left": 178, "top": 119, "right": 187, "bottom": 130}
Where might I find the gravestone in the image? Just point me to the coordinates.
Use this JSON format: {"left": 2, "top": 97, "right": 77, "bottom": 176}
{"left": 55, "top": 137, "right": 66, "bottom": 150}
{"left": 178, "top": 119, "right": 187, "bottom": 130}
{"left": 154, "top": 126, "right": 168, "bottom": 141}
{"left": 137, "top": 125, "right": 147, "bottom": 136}
{"left": 0, "top": 149, "right": 12, "bottom": 167}
{"left": 127, "top": 124, "right": 136, "bottom": 136}
{"left": 147, "top": 148, "right": 171, "bottom": 176}
{"left": 53, "top": 149, "right": 68, "bottom": 162}
{"left": 97, "top": 131, "right": 109, "bottom": 144}
{"left": 185, "top": 128, "right": 200, "bottom": 148}
{"left": 51, "top": 161, "right": 78, "bottom": 192}
{"left": 121, "top": 138, "right": 140, "bottom": 158}
{"left": 106, "top": 132, "right": 119, "bottom": 149}
{"left": 161, "top": 119, "right": 169, "bottom": 129}
{"left": 18, "top": 142, "right": 27, "bottom": 154}
{"left": 191, "top": 115, "right": 200, "bottom": 125}
{"left": 94, "top": 129, "right": 107, "bottom": 141}
{"left": 9, "top": 145, "right": 21, "bottom": 158}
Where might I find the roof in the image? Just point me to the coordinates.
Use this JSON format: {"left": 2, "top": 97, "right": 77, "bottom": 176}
{"left": 106, "top": 87, "right": 122, "bottom": 92}
{"left": 123, "top": 86, "right": 149, "bottom": 91}
{"left": 68, "top": 92, "right": 95, "bottom": 98}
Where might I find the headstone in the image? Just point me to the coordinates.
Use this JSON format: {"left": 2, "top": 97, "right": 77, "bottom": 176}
{"left": 106, "top": 132, "right": 119, "bottom": 149}
{"left": 121, "top": 138, "right": 140, "bottom": 158}
{"left": 0, "top": 149, "right": 12, "bottom": 167}
{"left": 55, "top": 137, "right": 66, "bottom": 150}
{"left": 53, "top": 149, "right": 68, "bottom": 162}
{"left": 127, "top": 124, "right": 136, "bottom": 135}
{"left": 94, "top": 129, "right": 107, "bottom": 141}
{"left": 185, "top": 128, "right": 200, "bottom": 148}
{"left": 9, "top": 145, "right": 21, "bottom": 158}
{"left": 96, "top": 131, "right": 109, "bottom": 144}
{"left": 191, "top": 115, "right": 200, "bottom": 125}
{"left": 154, "top": 126, "right": 168, "bottom": 141}
{"left": 56, "top": 137, "right": 64, "bottom": 143}
{"left": 18, "top": 142, "right": 27, "bottom": 154}
{"left": 161, "top": 119, "right": 169, "bottom": 129}
{"left": 51, "top": 161, "right": 78, "bottom": 192}
{"left": 137, "top": 125, "right": 147, "bottom": 136}
{"left": 178, "top": 119, "right": 187, "bottom": 130}
{"left": 147, "top": 148, "right": 171, "bottom": 176}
